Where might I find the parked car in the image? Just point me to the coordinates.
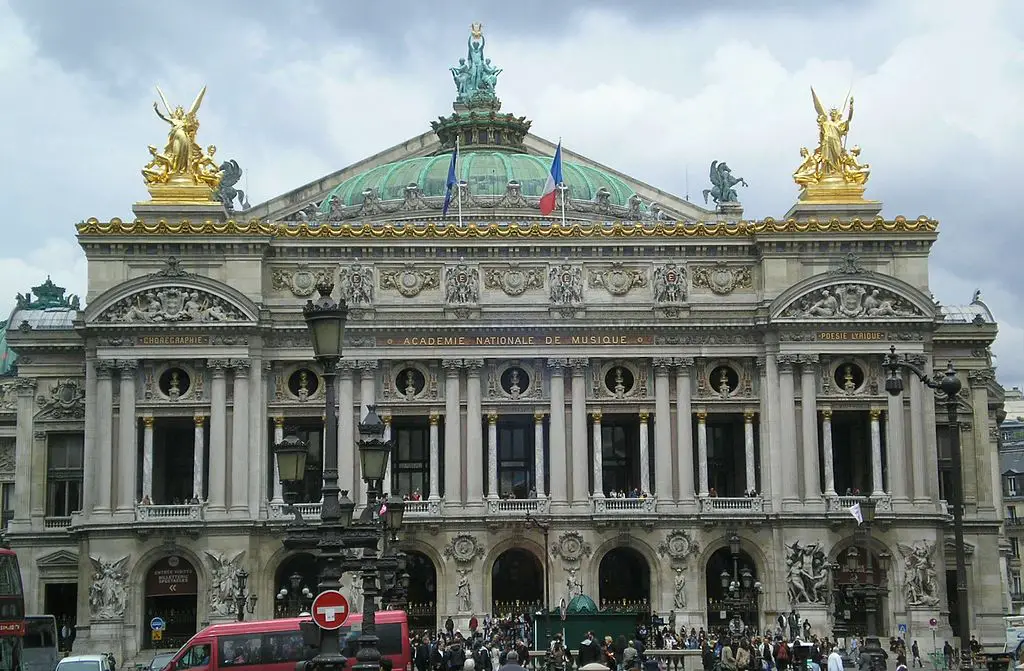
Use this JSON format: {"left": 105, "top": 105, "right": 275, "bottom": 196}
{"left": 55, "top": 655, "right": 115, "bottom": 671}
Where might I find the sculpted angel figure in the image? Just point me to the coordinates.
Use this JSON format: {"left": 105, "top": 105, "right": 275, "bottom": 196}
{"left": 143, "top": 86, "right": 221, "bottom": 189}
{"left": 89, "top": 556, "right": 130, "bottom": 619}
{"left": 811, "top": 87, "right": 854, "bottom": 177}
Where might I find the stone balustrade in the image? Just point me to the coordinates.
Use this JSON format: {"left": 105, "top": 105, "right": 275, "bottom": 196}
{"left": 699, "top": 496, "right": 764, "bottom": 515}
{"left": 593, "top": 496, "right": 657, "bottom": 514}
{"left": 135, "top": 502, "right": 206, "bottom": 522}
{"left": 486, "top": 497, "right": 550, "bottom": 515}
{"left": 267, "top": 501, "right": 322, "bottom": 521}
{"left": 404, "top": 499, "right": 443, "bottom": 517}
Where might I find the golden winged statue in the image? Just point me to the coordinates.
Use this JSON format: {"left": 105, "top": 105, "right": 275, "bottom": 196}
{"left": 141, "top": 86, "right": 222, "bottom": 199}
{"left": 793, "top": 86, "right": 870, "bottom": 198}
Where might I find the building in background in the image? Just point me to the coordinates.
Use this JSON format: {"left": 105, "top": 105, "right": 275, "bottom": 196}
{"left": 0, "top": 27, "right": 1010, "bottom": 661}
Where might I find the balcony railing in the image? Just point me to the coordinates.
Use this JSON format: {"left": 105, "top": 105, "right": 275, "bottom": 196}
{"left": 267, "top": 501, "right": 322, "bottom": 520}
{"left": 825, "top": 494, "right": 893, "bottom": 514}
{"left": 699, "top": 496, "right": 764, "bottom": 515}
{"left": 43, "top": 516, "right": 71, "bottom": 529}
{"left": 135, "top": 502, "right": 205, "bottom": 522}
{"left": 486, "top": 497, "right": 549, "bottom": 515}
{"left": 593, "top": 496, "right": 656, "bottom": 514}
{"left": 404, "top": 499, "right": 443, "bottom": 517}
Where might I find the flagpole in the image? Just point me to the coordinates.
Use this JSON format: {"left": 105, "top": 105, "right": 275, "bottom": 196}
{"left": 559, "top": 138, "right": 566, "bottom": 227}
{"left": 456, "top": 137, "right": 463, "bottom": 227}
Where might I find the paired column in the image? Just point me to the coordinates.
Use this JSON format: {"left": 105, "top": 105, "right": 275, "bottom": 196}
{"left": 192, "top": 416, "right": 205, "bottom": 500}
{"left": 338, "top": 363, "right": 356, "bottom": 500}
{"left": 428, "top": 412, "right": 441, "bottom": 500}
{"left": 821, "top": 410, "right": 836, "bottom": 495}
{"left": 799, "top": 355, "right": 821, "bottom": 502}
{"left": 533, "top": 411, "right": 546, "bottom": 498}
{"left": 229, "top": 360, "right": 250, "bottom": 513}
{"left": 547, "top": 359, "right": 568, "bottom": 504}
{"left": 356, "top": 361, "right": 377, "bottom": 503}
{"left": 116, "top": 361, "right": 138, "bottom": 513}
{"left": 886, "top": 380, "right": 908, "bottom": 501}
{"left": 675, "top": 359, "right": 695, "bottom": 501}
{"left": 271, "top": 416, "right": 284, "bottom": 503}
{"left": 743, "top": 411, "right": 756, "bottom": 493}
{"left": 591, "top": 410, "right": 604, "bottom": 497}
{"left": 908, "top": 359, "right": 929, "bottom": 502}
{"left": 465, "top": 360, "right": 485, "bottom": 504}
{"left": 207, "top": 359, "right": 228, "bottom": 513}
{"left": 487, "top": 411, "right": 499, "bottom": 499}
{"left": 639, "top": 411, "right": 651, "bottom": 494}
{"left": 569, "top": 358, "right": 589, "bottom": 503}
{"left": 760, "top": 355, "right": 782, "bottom": 507}
{"left": 96, "top": 361, "right": 115, "bottom": 513}
{"left": 777, "top": 355, "right": 800, "bottom": 504}
{"left": 869, "top": 408, "right": 885, "bottom": 496}
{"left": 653, "top": 359, "right": 672, "bottom": 498}
{"left": 141, "top": 416, "right": 154, "bottom": 500}
{"left": 696, "top": 411, "right": 709, "bottom": 496}
{"left": 12, "top": 379, "right": 35, "bottom": 523}
{"left": 442, "top": 359, "right": 462, "bottom": 502}
{"left": 382, "top": 413, "right": 393, "bottom": 495}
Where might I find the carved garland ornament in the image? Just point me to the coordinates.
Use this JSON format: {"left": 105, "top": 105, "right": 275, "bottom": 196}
{"left": 37, "top": 379, "right": 86, "bottom": 419}
{"left": 442, "top": 533, "right": 484, "bottom": 565}
{"left": 98, "top": 287, "right": 247, "bottom": 323}
{"left": 379, "top": 265, "right": 440, "bottom": 298}
{"left": 484, "top": 264, "right": 544, "bottom": 297}
{"left": 588, "top": 263, "right": 648, "bottom": 297}
{"left": 657, "top": 530, "right": 699, "bottom": 562}
{"left": 692, "top": 262, "right": 753, "bottom": 295}
{"left": 783, "top": 283, "right": 921, "bottom": 319}
{"left": 272, "top": 264, "right": 331, "bottom": 298}
{"left": 551, "top": 531, "right": 592, "bottom": 563}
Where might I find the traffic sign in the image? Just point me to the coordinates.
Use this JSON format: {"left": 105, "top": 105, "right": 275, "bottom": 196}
{"left": 898, "top": 623, "right": 908, "bottom": 636}
{"left": 311, "top": 590, "right": 350, "bottom": 630}
{"left": 151, "top": 630, "right": 163, "bottom": 642}
{"left": 150, "top": 617, "right": 166, "bottom": 632}
{"left": 929, "top": 617, "right": 939, "bottom": 631}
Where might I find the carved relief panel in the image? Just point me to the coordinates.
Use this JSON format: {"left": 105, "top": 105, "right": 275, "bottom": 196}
{"left": 695, "top": 358, "right": 755, "bottom": 400}
{"left": 483, "top": 263, "right": 545, "bottom": 298}
{"left": 378, "top": 264, "right": 440, "bottom": 298}
{"left": 592, "top": 360, "right": 648, "bottom": 400}
{"left": 486, "top": 360, "right": 543, "bottom": 401}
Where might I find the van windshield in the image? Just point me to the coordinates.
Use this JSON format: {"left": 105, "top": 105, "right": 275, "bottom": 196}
{"left": 57, "top": 662, "right": 100, "bottom": 671}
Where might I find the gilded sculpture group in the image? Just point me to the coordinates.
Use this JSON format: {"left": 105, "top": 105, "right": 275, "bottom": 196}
{"left": 141, "top": 86, "right": 222, "bottom": 192}
{"left": 792, "top": 87, "right": 871, "bottom": 190}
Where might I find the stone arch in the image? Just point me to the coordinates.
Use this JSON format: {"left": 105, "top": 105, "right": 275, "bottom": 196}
{"left": 83, "top": 268, "right": 261, "bottom": 325}
{"left": 597, "top": 547, "right": 651, "bottom": 607}
{"left": 395, "top": 544, "right": 440, "bottom": 633}
{"left": 696, "top": 531, "right": 772, "bottom": 627}
{"left": 131, "top": 545, "right": 206, "bottom": 650}
{"left": 768, "top": 271, "right": 936, "bottom": 321}
{"left": 829, "top": 535, "right": 896, "bottom": 636}
{"left": 484, "top": 537, "right": 546, "bottom": 615}
{"left": 588, "top": 535, "right": 662, "bottom": 609}
{"left": 272, "top": 552, "right": 318, "bottom": 618}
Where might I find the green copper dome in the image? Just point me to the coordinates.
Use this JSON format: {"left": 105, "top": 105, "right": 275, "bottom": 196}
{"left": 566, "top": 594, "right": 599, "bottom": 615}
{"left": 320, "top": 151, "right": 635, "bottom": 211}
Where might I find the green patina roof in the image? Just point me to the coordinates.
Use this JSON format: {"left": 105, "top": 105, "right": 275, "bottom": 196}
{"left": 566, "top": 594, "right": 599, "bottom": 615}
{"left": 320, "top": 151, "right": 636, "bottom": 211}
{"left": 0, "top": 320, "right": 15, "bottom": 377}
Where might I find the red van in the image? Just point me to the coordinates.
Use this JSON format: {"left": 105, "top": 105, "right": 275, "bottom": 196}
{"left": 166, "top": 611, "right": 411, "bottom": 671}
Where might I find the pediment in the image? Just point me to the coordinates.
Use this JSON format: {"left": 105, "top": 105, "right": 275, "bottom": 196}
{"left": 943, "top": 539, "right": 974, "bottom": 557}
{"left": 84, "top": 258, "right": 260, "bottom": 326}
{"left": 37, "top": 549, "right": 80, "bottom": 569}
{"left": 772, "top": 274, "right": 935, "bottom": 322}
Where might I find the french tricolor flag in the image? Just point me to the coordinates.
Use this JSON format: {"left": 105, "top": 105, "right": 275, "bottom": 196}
{"left": 539, "top": 141, "right": 564, "bottom": 216}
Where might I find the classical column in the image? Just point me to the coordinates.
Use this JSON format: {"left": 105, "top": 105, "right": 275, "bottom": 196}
{"left": 12, "top": 379, "right": 35, "bottom": 523}
{"left": 591, "top": 410, "right": 604, "bottom": 497}
{"left": 229, "top": 360, "right": 251, "bottom": 514}
{"left": 908, "top": 359, "right": 929, "bottom": 502}
{"left": 96, "top": 361, "right": 115, "bottom": 514}
{"left": 821, "top": 409, "right": 836, "bottom": 496}
{"left": 886, "top": 378, "right": 909, "bottom": 501}
{"left": 338, "top": 363, "right": 356, "bottom": 501}
{"left": 442, "top": 359, "right": 462, "bottom": 502}
{"left": 799, "top": 355, "right": 821, "bottom": 502}
{"left": 116, "top": 360, "right": 138, "bottom": 513}
{"left": 465, "top": 359, "right": 485, "bottom": 504}
{"left": 534, "top": 411, "right": 546, "bottom": 498}
{"left": 653, "top": 359, "right": 672, "bottom": 498}
{"left": 428, "top": 412, "right": 441, "bottom": 500}
{"left": 207, "top": 359, "right": 228, "bottom": 513}
{"left": 271, "top": 416, "right": 284, "bottom": 503}
{"left": 761, "top": 355, "right": 782, "bottom": 507}
{"left": 639, "top": 411, "right": 651, "bottom": 495}
{"left": 190, "top": 415, "right": 204, "bottom": 501}
{"left": 141, "top": 416, "right": 155, "bottom": 500}
{"left": 675, "top": 358, "right": 695, "bottom": 501}
{"left": 382, "top": 413, "right": 393, "bottom": 495}
{"left": 743, "top": 410, "right": 756, "bottom": 494}
{"left": 777, "top": 355, "right": 800, "bottom": 504}
{"left": 82, "top": 361, "right": 97, "bottom": 515}
{"left": 356, "top": 361, "right": 377, "bottom": 504}
{"left": 869, "top": 408, "right": 885, "bottom": 496}
{"left": 696, "top": 410, "right": 709, "bottom": 497}
{"left": 487, "top": 411, "right": 499, "bottom": 499}
{"left": 547, "top": 359, "right": 568, "bottom": 504}
{"left": 569, "top": 358, "right": 589, "bottom": 504}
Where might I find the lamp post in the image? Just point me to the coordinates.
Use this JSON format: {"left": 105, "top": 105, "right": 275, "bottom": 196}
{"left": 276, "top": 572, "right": 314, "bottom": 618}
{"left": 719, "top": 530, "right": 762, "bottom": 634}
{"left": 525, "top": 513, "right": 552, "bottom": 651}
{"left": 843, "top": 498, "right": 891, "bottom": 637}
{"left": 884, "top": 345, "right": 969, "bottom": 653}
{"left": 231, "top": 569, "right": 258, "bottom": 621}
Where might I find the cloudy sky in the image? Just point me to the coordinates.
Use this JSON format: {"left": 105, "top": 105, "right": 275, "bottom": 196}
{"left": 2, "top": 0, "right": 1022, "bottom": 384}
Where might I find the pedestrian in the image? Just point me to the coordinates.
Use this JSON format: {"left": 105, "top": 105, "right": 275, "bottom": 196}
{"left": 911, "top": 641, "right": 923, "bottom": 668}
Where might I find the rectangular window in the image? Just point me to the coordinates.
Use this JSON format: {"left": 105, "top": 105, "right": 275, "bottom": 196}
{"left": 0, "top": 483, "right": 12, "bottom": 529}
{"left": 936, "top": 425, "right": 955, "bottom": 501}
{"left": 45, "top": 434, "right": 84, "bottom": 518}
{"left": 600, "top": 415, "right": 640, "bottom": 496}
{"left": 1011, "top": 505, "right": 1018, "bottom": 521}
{"left": 288, "top": 422, "right": 324, "bottom": 504}
{"left": 1012, "top": 538, "right": 1020, "bottom": 558}
{"left": 1013, "top": 571, "right": 1022, "bottom": 595}
{"left": 392, "top": 419, "right": 430, "bottom": 498}
{"left": 497, "top": 416, "right": 534, "bottom": 498}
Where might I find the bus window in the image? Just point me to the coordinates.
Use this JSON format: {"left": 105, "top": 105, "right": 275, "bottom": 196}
{"left": 178, "top": 644, "right": 211, "bottom": 670}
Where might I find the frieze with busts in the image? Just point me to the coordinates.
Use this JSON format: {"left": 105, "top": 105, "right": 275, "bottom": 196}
{"left": 379, "top": 264, "right": 440, "bottom": 298}
{"left": 692, "top": 261, "right": 753, "bottom": 295}
{"left": 588, "top": 262, "right": 648, "bottom": 297}
{"left": 782, "top": 283, "right": 920, "bottom": 319}
{"left": 484, "top": 263, "right": 544, "bottom": 297}
{"left": 339, "top": 261, "right": 374, "bottom": 305}
{"left": 98, "top": 287, "right": 246, "bottom": 323}
{"left": 271, "top": 264, "right": 331, "bottom": 298}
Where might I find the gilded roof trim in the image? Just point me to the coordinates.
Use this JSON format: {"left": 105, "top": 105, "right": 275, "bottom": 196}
{"left": 76, "top": 215, "right": 938, "bottom": 239}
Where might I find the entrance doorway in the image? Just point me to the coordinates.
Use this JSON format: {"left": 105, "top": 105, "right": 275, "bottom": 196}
{"left": 598, "top": 548, "right": 650, "bottom": 610}
{"left": 143, "top": 556, "right": 198, "bottom": 649}
{"left": 43, "top": 584, "right": 77, "bottom": 651}
{"left": 405, "top": 551, "right": 437, "bottom": 633}
{"left": 706, "top": 546, "right": 761, "bottom": 633}
{"left": 491, "top": 548, "right": 543, "bottom": 616}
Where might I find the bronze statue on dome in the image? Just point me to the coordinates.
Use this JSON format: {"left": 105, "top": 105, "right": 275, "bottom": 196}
{"left": 450, "top": 23, "right": 502, "bottom": 105}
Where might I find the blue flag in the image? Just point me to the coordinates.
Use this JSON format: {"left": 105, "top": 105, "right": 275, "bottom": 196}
{"left": 442, "top": 141, "right": 459, "bottom": 216}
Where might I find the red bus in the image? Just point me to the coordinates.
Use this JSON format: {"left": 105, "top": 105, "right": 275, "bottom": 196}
{"left": 0, "top": 547, "right": 26, "bottom": 671}
{"left": 166, "top": 611, "right": 410, "bottom": 671}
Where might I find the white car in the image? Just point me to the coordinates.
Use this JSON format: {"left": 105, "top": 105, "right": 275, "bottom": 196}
{"left": 55, "top": 655, "right": 115, "bottom": 671}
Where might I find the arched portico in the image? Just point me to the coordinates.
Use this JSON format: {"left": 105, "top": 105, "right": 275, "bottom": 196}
{"left": 403, "top": 550, "right": 438, "bottom": 632}
{"left": 141, "top": 555, "right": 199, "bottom": 650}
{"left": 829, "top": 536, "right": 893, "bottom": 637}
{"left": 273, "top": 553, "right": 318, "bottom": 617}
{"left": 597, "top": 547, "right": 651, "bottom": 609}
{"left": 491, "top": 548, "right": 543, "bottom": 616}
{"left": 699, "top": 532, "right": 768, "bottom": 635}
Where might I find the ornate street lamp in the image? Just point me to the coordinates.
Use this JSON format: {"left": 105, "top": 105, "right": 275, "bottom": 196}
{"left": 720, "top": 530, "right": 762, "bottom": 631}
{"left": 884, "top": 345, "right": 969, "bottom": 652}
{"left": 276, "top": 572, "right": 314, "bottom": 617}
{"left": 232, "top": 569, "right": 258, "bottom": 622}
